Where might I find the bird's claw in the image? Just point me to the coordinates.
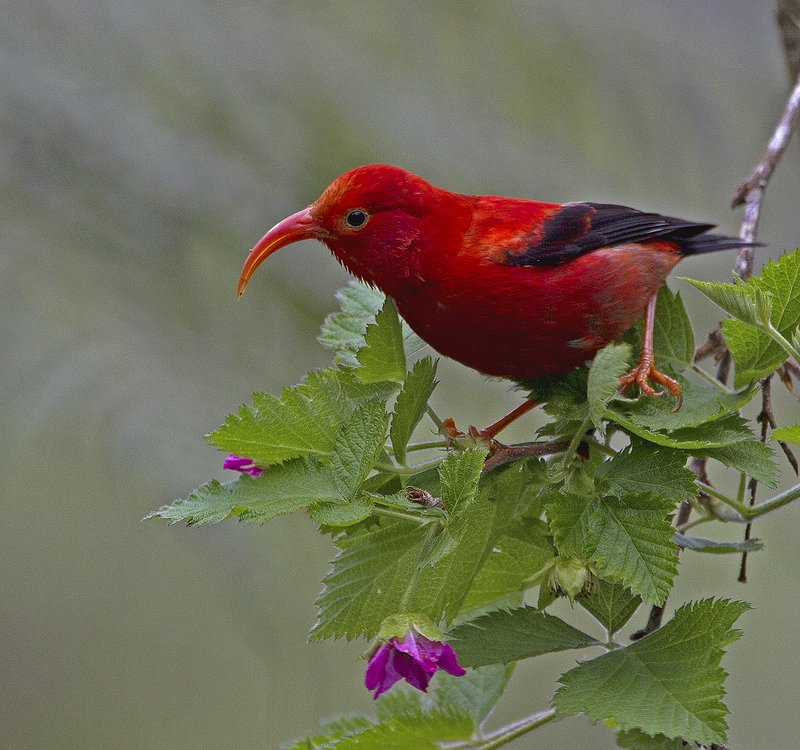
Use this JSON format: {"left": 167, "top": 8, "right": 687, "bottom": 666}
{"left": 439, "top": 418, "right": 506, "bottom": 454}
{"left": 619, "top": 359, "right": 683, "bottom": 411}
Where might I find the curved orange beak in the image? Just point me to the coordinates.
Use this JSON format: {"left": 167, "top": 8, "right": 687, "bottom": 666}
{"left": 237, "top": 207, "right": 316, "bottom": 298}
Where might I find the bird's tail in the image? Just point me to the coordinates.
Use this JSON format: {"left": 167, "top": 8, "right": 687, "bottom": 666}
{"left": 678, "top": 232, "right": 763, "bottom": 256}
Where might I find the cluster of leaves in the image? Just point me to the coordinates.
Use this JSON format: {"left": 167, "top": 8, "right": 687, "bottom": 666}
{"left": 150, "top": 251, "right": 800, "bottom": 749}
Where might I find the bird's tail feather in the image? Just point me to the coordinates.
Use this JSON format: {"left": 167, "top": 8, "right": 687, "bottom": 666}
{"left": 679, "top": 233, "right": 763, "bottom": 256}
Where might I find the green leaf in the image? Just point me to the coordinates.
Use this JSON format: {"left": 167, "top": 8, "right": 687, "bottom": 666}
{"left": 683, "top": 277, "right": 767, "bottom": 326}
{"left": 546, "top": 492, "right": 597, "bottom": 559}
{"left": 313, "top": 451, "right": 524, "bottom": 640}
{"left": 319, "top": 281, "right": 425, "bottom": 365}
{"left": 311, "top": 517, "right": 429, "bottom": 640}
{"left": 356, "top": 298, "right": 407, "bottom": 383}
{"left": 330, "top": 400, "right": 388, "bottom": 498}
{"left": 673, "top": 532, "right": 763, "bottom": 554}
{"left": 590, "top": 495, "right": 677, "bottom": 605}
{"left": 147, "top": 460, "right": 339, "bottom": 526}
{"left": 319, "top": 282, "right": 387, "bottom": 365}
{"left": 691, "top": 440, "right": 777, "bottom": 487}
{"left": 719, "top": 251, "right": 800, "bottom": 386}
{"left": 449, "top": 606, "right": 598, "bottom": 667}
{"left": 587, "top": 343, "right": 631, "bottom": 430}
{"left": 327, "top": 708, "right": 473, "bottom": 749}
{"left": 412, "top": 451, "right": 520, "bottom": 624}
{"left": 390, "top": 357, "right": 438, "bottom": 464}
{"left": 432, "top": 665, "right": 511, "bottom": 728}
{"left": 609, "top": 377, "right": 756, "bottom": 433}
{"left": 652, "top": 286, "right": 695, "bottom": 370}
{"left": 460, "top": 516, "right": 555, "bottom": 615}
{"left": 578, "top": 579, "right": 642, "bottom": 636}
{"left": 616, "top": 728, "right": 694, "bottom": 750}
{"left": 773, "top": 424, "right": 800, "bottom": 444}
{"left": 595, "top": 442, "right": 697, "bottom": 503}
{"left": 547, "top": 494, "right": 678, "bottom": 604}
{"left": 555, "top": 598, "right": 749, "bottom": 745}
{"left": 207, "top": 368, "right": 352, "bottom": 466}
{"left": 608, "top": 411, "right": 758, "bottom": 450}
{"left": 308, "top": 497, "right": 374, "bottom": 528}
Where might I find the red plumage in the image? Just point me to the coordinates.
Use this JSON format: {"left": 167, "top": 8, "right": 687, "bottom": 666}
{"left": 238, "top": 164, "right": 750, "bottom": 397}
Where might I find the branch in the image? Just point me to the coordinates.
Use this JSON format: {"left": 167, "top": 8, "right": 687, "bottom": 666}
{"left": 731, "top": 68, "right": 800, "bottom": 273}
{"left": 777, "top": 0, "right": 800, "bottom": 82}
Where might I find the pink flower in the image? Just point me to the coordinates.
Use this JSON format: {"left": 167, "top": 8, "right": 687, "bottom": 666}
{"left": 364, "top": 627, "right": 465, "bottom": 699}
{"left": 223, "top": 455, "right": 262, "bottom": 477}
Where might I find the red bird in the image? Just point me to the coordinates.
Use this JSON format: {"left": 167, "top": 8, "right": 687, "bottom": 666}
{"left": 238, "top": 164, "right": 749, "bottom": 426}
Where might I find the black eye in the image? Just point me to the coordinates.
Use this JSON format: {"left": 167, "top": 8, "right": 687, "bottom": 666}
{"left": 345, "top": 209, "right": 368, "bottom": 228}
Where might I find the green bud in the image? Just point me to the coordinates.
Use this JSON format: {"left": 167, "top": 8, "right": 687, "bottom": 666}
{"left": 548, "top": 557, "right": 594, "bottom": 602}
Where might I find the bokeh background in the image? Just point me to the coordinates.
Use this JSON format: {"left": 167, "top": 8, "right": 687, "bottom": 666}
{"left": 3, "top": 1, "right": 800, "bottom": 747}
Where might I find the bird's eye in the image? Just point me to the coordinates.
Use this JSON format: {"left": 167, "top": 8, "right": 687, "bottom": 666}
{"left": 345, "top": 209, "right": 368, "bottom": 229}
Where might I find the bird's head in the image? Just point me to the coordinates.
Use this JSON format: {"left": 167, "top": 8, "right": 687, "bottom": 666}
{"left": 238, "top": 164, "right": 464, "bottom": 299}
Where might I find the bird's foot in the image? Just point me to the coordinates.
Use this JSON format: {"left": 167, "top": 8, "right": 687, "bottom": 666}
{"left": 619, "top": 357, "right": 683, "bottom": 411}
{"left": 439, "top": 419, "right": 506, "bottom": 454}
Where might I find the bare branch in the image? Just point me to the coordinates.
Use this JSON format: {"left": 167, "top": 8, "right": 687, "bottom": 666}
{"left": 731, "top": 70, "right": 800, "bottom": 275}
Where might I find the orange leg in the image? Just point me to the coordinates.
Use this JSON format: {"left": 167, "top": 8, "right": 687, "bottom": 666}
{"left": 619, "top": 294, "right": 683, "bottom": 409}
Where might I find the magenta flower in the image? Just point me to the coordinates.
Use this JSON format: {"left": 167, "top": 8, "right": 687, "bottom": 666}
{"left": 223, "top": 454, "right": 262, "bottom": 477}
{"left": 364, "top": 627, "right": 465, "bottom": 699}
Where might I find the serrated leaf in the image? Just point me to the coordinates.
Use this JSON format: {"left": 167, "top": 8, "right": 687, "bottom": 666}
{"left": 610, "top": 378, "right": 756, "bottom": 433}
{"left": 773, "top": 424, "right": 800, "bottom": 443}
{"left": 608, "top": 411, "right": 757, "bottom": 450}
{"left": 319, "top": 281, "right": 425, "bottom": 365}
{"left": 673, "top": 532, "right": 763, "bottom": 554}
{"left": 652, "top": 286, "right": 695, "bottom": 370}
{"left": 548, "top": 493, "right": 677, "bottom": 604}
{"left": 148, "top": 460, "right": 339, "bottom": 526}
{"left": 546, "top": 492, "right": 597, "bottom": 559}
{"left": 587, "top": 343, "right": 632, "bottom": 429}
{"left": 327, "top": 708, "right": 473, "bottom": 749}
{"left": 330, "top": 400, "right": 388, "bottom": 498}
{"left": 595, "top": 442, "right": 697, "bottom": 503}
{"left": 319, "top": 282, "right": 387, "bottom": 365}
{"left": 313, "top": 452, "right": 522, "bottom": 640}
{"left": 691, "top": 439, "right": 777, "bottom": 487}
{"left": 555, "top": 598, "right": 749, "bottom": 745}
{"left": 390, "top": 357, "right": 438, "bottom": 464}
{"left": 578, "top": 579, "right": 642, "bottom": 636}
{"left": 356, "top": 298, "right": 406, "bottom": 383}
{"left": 460, "top": 516, "right": 555, "bottom": 615}
{"left": 432, "top": 665, "right": 511, "bottom": 728}
{"left": 683, "top": 277, "right": 766, "bottom": 325}
{"left": 718, "top": 251, "right": 800, "bottom": 387}
{"left": 311, "top": 518, "right": 429, "bottom": 640}
{"left": 449, "top": 606, "right": 598, "bottom": 667}
{"left": 207, "top": 369, "right": 352, "bottom": 466}
{"left": 308, "top": 497, "right": 374, "bottom": 528}
{"left": 590, "top": 496, "right": 678, "bottom": 605}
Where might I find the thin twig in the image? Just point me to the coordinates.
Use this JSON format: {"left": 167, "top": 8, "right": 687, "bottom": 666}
{"left": 739, "top": 376, "right": 774, "bottom": 581}
{"left": 731, "top": 69, "right": 800, "bottom": 272}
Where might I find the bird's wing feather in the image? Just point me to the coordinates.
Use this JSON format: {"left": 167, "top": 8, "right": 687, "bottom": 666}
{"left": 503, "top": 202, "right": 715, "bottom": 266}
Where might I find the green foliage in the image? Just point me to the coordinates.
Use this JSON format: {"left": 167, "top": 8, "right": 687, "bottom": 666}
{"left": 685, "top": 250, "right": 800, "bottom": 386}
{"left": 390, "top": 357, "right": 438, "bottom": 464}
{"left": 555, "top": 599, "right": 749, "bottom": 745}
{"left": 355, "top": 298, "right": 407, "bottom": 383}
{"left": 147, "top": 460, "right": 339, "bottom": 525}
{"left": 587, "top": 343, "right": 631, "bottom": 430}
{"left": 578, "top": 579, "right": 641, "bottom": 636}
{"left": 449, "top": 607, "right": 598, "bottom": 667}
{"left": 773, "top": 424, "right": 800, "bottom": 443}
{"left": 157, "top": 257, "right": 800, "bottom": 748}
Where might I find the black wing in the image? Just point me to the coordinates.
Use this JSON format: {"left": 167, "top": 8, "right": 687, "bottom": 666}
{"left": 503, "top": 202, "right": 746, "bottom": 267}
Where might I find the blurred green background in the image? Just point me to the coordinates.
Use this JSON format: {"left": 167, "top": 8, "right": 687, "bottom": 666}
{"left": 3, "top": 1, "right": 800, "bottom": 747}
